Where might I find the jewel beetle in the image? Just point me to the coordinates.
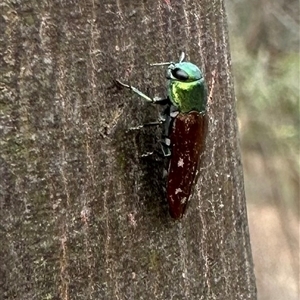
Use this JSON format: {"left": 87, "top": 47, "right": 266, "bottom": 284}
{"left": 115, "top": 52, "right": 208, "bottom": 219}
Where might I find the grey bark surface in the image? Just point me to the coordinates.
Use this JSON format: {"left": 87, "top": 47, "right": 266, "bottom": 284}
{"left": 0, "top": 0, "right": 257, "bottom": 299}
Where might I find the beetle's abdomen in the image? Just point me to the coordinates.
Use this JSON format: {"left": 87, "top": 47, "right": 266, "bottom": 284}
{"left": 167, "top": 111, "right": 208, "bottom": 219}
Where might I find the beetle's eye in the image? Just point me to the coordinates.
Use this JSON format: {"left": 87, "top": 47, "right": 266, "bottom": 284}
{"left": 171, "top": 68, "right": 189, "bottom": 81}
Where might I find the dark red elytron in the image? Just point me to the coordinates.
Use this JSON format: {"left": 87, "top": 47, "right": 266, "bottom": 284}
{"left": 167, "top": 112, "right": 208, "bottom": 219}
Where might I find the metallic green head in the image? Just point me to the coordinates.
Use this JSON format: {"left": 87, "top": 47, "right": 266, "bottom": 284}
{"left": 166, "top": 62, "right": 207, "bottom": 113}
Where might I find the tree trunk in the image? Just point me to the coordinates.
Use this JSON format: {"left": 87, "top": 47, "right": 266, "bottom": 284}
{"left": 1, "top": 0, "right": 257, "bottom": 299}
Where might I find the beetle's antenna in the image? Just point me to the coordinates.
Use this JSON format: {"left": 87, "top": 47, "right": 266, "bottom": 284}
{"left": 150, "top": 52, "right": 185, "bottom": 66}
{"left": 150, "top": 61, "right": 172, "bottom": 67}
{"left": 179, "top": 52, "right": 185, "bottom": 63}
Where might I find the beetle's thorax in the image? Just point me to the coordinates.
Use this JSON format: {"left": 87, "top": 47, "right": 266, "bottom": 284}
{"left": 167, "top": 78, "right": 206, "bottom": 113}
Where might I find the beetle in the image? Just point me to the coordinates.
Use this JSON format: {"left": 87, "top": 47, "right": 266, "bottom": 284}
{"left": 115, "top": 52, "right": 208, "bottom": 219}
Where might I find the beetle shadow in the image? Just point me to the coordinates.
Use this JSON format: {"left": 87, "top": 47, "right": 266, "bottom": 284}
{"left": 111, "top": 106, "right": 171, "bottom": 222}
{"left": 138, "top": 144, "right": 170, "bottom": 221}
{"left": 132, "top": 121, "right": 170, "bottom": 220}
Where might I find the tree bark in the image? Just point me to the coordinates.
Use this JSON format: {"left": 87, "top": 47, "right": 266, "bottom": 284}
{"left": 0, "top": 0, "right": 257, "bottom": 299}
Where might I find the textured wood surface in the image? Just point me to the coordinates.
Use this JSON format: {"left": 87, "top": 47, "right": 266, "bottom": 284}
{"left": 0, "top": 0, "right": 256, "bottom": 299}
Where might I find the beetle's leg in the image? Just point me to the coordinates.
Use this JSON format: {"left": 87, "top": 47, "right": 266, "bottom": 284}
{"left": 141, "top": 149, "right": 164, "bottom": 159}
{"left": 129, "top": 120, "right": 163, "bottom": 131}
{"left": 115, "top": 80, "right": 153, "bottom": 102}
{"left": 160, "top": 139, "right": 171, "bottom": 157}
{"left": 115, "top": 80, "right": 168, "bottom": 105}
{"left": 159, "top": 105, "right": 178, "bottom": 157}
{"left": 159, "top": 116, "right": 172, "bottom": 157}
